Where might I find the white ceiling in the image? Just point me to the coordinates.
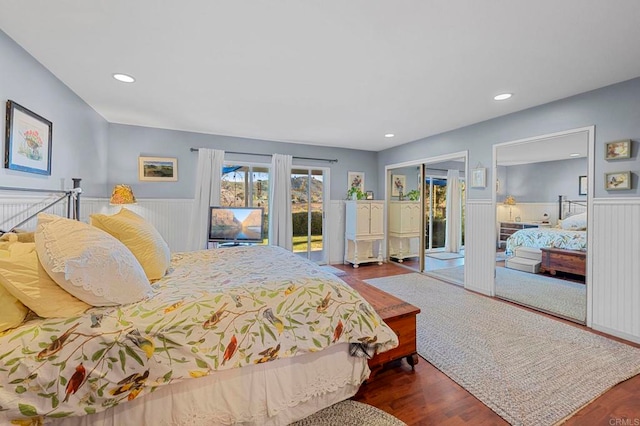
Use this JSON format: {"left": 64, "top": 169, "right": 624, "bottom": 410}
{"left": 497, "top": 131, "right": 588, "bottom": 166}
{"left": 1, "top": 1, "right": 640, "bottom": 152}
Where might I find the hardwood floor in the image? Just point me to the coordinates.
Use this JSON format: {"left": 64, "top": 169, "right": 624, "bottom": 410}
{"left": 334, "top": 262, "right": 640, "bottom": 425}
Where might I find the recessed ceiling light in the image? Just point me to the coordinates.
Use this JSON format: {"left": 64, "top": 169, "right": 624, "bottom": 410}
{"left": 569, "top": 153, "right": 580, "bottom": 157}
{"left": 493, "top": 93, "right": 512, "bottom": 101}
{"left": 384, "top": 133, "right": 395, "bottom": 138}
{"left": 113, "top": 73, "right": 135, "bottom": 83}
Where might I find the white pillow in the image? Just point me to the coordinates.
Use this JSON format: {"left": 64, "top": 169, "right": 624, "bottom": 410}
{"left": 35, "top": 213, "right": 154, "bottom": 306}
{"left": 560, "top": 212, "right": 587, "bottom": 231}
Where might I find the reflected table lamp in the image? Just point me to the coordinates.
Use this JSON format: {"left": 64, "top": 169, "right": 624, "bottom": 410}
{"left": 110, "top": 184, "right": 137, "bottom": 205}
{"left": 503, "top": 195, "right": 516, "bottom": 221}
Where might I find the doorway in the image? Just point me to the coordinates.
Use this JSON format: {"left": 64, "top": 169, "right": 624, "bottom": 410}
{"left": 492, "top": 127, "right": 594, "bottom": 324}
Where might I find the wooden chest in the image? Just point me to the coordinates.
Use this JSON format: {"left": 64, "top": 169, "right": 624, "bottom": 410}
{"left": 347, "top": 279, "right": 420, "bottom": 376}
{"left": 540, "top": 247, "right": 586, "bottom": 278}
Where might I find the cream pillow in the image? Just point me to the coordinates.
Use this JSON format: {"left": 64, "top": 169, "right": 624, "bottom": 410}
{"left": 560, "top": 212, "right": 587, "bottom": 231}
{"left": 0, "top": 242, "right": 90, "bottom": 318}
{"left": 35, "top": 213, "right": 153, "bottom": 306}
{"left": 90, "top": 208, "right": 170, "bottom": 280}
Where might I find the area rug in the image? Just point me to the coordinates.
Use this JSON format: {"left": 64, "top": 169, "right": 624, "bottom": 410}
{"left": 426, "top": 266, "right": 586, "bottom": 322}
{"left": 319, "top": 265, "right": 347, "bottom": 276}
{"left": 290, "top": 400, "right": 406, "bottom": 426}
{"left": 425, "top": 251, "right": 464, "bottom": 260}
{"left": 364, "top": 273, "right": 640, "bottom": 426}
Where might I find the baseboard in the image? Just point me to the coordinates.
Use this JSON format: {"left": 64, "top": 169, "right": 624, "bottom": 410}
{"left": 591, "top": 324, "right": 640, "bottom": 345}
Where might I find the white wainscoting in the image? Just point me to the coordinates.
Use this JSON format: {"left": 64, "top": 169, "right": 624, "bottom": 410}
{"left": 590, "top": 198, "right": 640, "bottom": 343}
{"left": 81, "top": 198, "right": 195, "bottom": 253}
{"left": 328, "top": 200, "right": 346, "bottom": 264}
{"left": 0, "top": 194, "right": 72, "bottom": 232}
{"left": 465, "top": 199, "right": 496, "bottom": 296}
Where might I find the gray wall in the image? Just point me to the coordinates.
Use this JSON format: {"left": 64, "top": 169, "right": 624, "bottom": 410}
{"left": 504, "top": 158, "right": 588, "bottom": 202}
{"left": 0, "top": 30, "right": 109, "bottom": 196}
{"left": 378, "top": 78, "right": 640, "bottom": 199}
{"left": 108, "top": 123, "right": 379, "bottom": 200}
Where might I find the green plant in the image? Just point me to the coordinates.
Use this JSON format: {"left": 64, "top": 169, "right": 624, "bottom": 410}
{"left": 346, "top": 186, "right": 366, "bottom": 200}
{"left": 406, "top": 189, "right": 420, "bottom": 201}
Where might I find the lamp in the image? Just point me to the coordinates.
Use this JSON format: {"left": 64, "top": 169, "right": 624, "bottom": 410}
{"left": 503, "top": 195, "right": 516, "bottom": 221}
{"left": 110, "top": 184, "right": 136, "bottom": 205}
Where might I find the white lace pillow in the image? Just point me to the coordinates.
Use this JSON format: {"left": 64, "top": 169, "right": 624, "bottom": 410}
{"left": 35, "top": 213, "right": 154, "bottom": 306}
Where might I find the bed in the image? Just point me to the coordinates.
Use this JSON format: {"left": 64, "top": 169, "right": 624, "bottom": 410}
{"left": 0, "top": 184, "right": 398, "bottom": 425}
{"left": 505, "top": 196, "right": 587, "bottom": 276}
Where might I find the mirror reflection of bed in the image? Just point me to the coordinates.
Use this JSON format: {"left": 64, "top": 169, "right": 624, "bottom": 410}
{"left": 494, "top": 129, "right": 589, "bottom": 324}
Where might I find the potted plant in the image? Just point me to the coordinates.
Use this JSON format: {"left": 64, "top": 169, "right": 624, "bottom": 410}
{"left": 347, "top": 187, "right": 366, "bottom": 200}
{"left": 406, "top": 189, "right": 420, "bottom": 201}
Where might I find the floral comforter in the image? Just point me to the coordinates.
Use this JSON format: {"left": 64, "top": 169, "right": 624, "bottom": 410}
{"left": 0, "top": 246, "right": 398, "bottom": 423}
{"left": 506, "top": 228, "right": 587, "bottom": 255}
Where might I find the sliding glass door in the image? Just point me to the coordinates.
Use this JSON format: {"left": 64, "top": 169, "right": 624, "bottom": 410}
{"left": 291, "top": 168, "right": 327, "bottom": 263}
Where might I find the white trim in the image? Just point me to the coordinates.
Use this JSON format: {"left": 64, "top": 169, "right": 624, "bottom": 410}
{"left": 385, "top": 150, "right": 469, "bottom": 171}
{"left": 592, "top": 197, "right": 640, "bottom": 205}
{"left": 591, "top": 324, "right": 640, "bottom": 345}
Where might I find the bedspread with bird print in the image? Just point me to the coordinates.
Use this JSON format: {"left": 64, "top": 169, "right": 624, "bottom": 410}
{"left": 0, "top": 245, "right": 397, "bottom": 423}
{"left": 505, "top": 227, "right": 587, "bottom": 255}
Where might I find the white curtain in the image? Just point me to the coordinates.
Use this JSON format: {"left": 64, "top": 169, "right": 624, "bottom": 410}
{"left": 269, "top": 153, "right": 293, "bottom": 250}
{"left": 444, "top": 169, "right": 462, "bottom": 253}
{"left": 187, "top": 148, "right": 225, "bottom": 251}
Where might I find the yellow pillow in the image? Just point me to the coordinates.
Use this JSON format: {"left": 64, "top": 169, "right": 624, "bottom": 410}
{"left": 0, "top": 242, "right": 91, "bottom": 318}
{"left": 90, "top": 208, "right": 170, "bottom": 280}
{"left": 0, "top": 284, "right": 28, "bottom": 332}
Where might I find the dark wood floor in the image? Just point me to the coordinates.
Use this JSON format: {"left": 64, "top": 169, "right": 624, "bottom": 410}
{"left": 336, "top": 262, "right": 640, "bottom": 425}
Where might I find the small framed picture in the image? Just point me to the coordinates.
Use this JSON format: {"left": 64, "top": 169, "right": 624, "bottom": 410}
{"left": 347, "top": 171, "right": 364, "bottom": 191}
{"left": 604, "top": 171, "right": 631, "bottom": 190}
{"left": 578, "top": 175, "right": 587, "bottom": 196}
{"left": 4, "top": 100, "right": 53, "bottom": 175}
{"left": 365, "top": 190, "right": 374, "bottom": 200}
{"left": 139, "top": 156, "right": 178, "bottom": 181}
{"left": 471, "top": 167, "right": 487, "bottom": 188}
{"left": 391, "top": 174, "right": 406, "bottom": 197}
{"left": 605, "top": 140, "right": 631, "bottom": 160}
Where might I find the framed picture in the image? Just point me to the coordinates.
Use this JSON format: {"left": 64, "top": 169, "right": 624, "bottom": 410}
{"left": 605, "top": 139, "right": 631, "bottom": 160}
{"left": 604, "top": 171, "right": 630, "bottom": 190}
{"left": 365, "top": 190, "right": 374, "bottom": 200}
{"left": 347, "top": 171, "right": 364, "bottom": 191}
{"left": 391, "top": 174, "right": 406, "bottom": 197}
{"left": 138, "top": 156, "right": 178, "bottom": 181}
{"left": 4, "top": 100, "right": 53, "bottom": 175}
{"left": 471, "top": 167, "right": 487, "bottom": 188}
{"left": 578, "top": 175, "right": 587, "bottom": 196}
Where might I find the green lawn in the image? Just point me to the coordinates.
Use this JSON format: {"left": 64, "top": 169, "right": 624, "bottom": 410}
{"left": 292, "top": 235, "right": 323, "bottom": 252}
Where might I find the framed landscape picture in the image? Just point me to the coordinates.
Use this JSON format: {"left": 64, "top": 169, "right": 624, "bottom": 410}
{"left": 4, "top": 100, "right": 52, "bottom": 175}
{"left": 139, "top": 156, "right": 178, "bottom": 181}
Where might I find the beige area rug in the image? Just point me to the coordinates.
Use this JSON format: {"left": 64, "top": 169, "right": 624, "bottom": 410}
{"left": 426, "top": 265, "right": 587, "bottom": 323}
{"left": 364, "top": 273, "right": 640, "bottom": 426}
{"left": 425, "top": 251, "right": 464, "bottom": 260}
{"left": 290, "top": 400, "right": 406, "bottom": 426}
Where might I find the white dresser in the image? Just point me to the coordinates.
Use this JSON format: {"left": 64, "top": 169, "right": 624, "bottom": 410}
{"left": 344, "top": 200, "right": 384, "bottom": 267}
{"left": 388, "top": 201, "right": 421, "bottom": 262}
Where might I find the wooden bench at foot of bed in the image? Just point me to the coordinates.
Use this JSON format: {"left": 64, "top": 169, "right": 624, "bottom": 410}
{"left": 540, "top": 247, "right": 586, "bottom": 279}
